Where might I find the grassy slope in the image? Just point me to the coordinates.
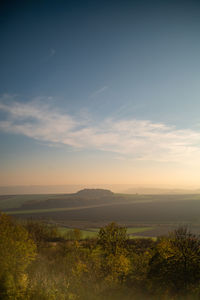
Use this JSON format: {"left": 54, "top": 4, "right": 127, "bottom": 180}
{"left": 5, "top": 199, "right": 153, "bottom": 215}
{"left": 0, "top": 194, "right": 64, "bottom": 210}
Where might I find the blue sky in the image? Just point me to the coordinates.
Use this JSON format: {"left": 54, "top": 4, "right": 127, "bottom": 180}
{"left": 1, "top": 0, "right": 200, "bottom": 188}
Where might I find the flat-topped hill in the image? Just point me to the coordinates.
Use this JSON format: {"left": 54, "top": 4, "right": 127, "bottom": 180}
{"left": 4, "top": 189, "right": 116, "bottom": 211}
{"left": 75, "top": 189, "right": 114, "bottom": 198}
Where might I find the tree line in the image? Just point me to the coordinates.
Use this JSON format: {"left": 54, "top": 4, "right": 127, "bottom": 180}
{"left": 1, "top": 213, "right": 200, "bottom": 299}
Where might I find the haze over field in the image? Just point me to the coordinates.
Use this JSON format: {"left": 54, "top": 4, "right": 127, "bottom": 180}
{"left": 1, "top": 0, "right": 200, "bottom": 193}
{"left": 1, "top": 184, "right": 200, "bottom": 195}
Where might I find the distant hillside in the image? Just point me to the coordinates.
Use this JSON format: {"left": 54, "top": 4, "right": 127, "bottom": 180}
{"left": 123, "top": 187, "right": 200, "bottom": 195}
{"left": 75, "top": 189, "right": 113, "bottom": 198}
{"left": 1, "top": 185, "right": 200, "bottom": 195}
{"left": 10, "top": 189, "right": 116, "bottom": 211}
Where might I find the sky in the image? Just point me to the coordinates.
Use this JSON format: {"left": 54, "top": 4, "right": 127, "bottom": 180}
{"left": 1, "top": 0, "right": 200, "bottom": 190}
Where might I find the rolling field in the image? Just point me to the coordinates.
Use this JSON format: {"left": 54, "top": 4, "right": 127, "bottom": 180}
{"left": 7, "top": 198, "right": 200, "bottom": 223}
{"left": 2, "top": 193, "right": 200, "bottom": 211}
{"left": 2, "top": 192, "right": 200, "bottom": 237}
{"left": 0, "top": 194, "right": 66, "bottom": 210}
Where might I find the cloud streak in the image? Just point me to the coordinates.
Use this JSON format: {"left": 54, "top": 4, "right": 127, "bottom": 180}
{"left": 1, "top": 97, "right": 200, "bottom": 163}
{"left": 90, "top": 86, "right": 108, "bottom": 98}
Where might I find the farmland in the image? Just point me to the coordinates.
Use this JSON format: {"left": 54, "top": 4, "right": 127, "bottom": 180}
{"left": 57, "top": 226, "right": 154, "bottom": 239}
{"left": 1, "top": 190, "right": 200, "bottom": 238}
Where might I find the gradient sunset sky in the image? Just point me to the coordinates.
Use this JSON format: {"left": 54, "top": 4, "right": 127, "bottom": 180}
{"left": 1, "top": 0, "right": 200, "bottom": 189}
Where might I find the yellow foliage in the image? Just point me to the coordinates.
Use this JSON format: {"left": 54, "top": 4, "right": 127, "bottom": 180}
{"left": 157, "top": 238, "right": 175, "bottom": 259}
{"left": 0, "top": 213, "right": 36, "bottom": 298}
{"left": 104, "top": 253, "right": 131, "bottom": 283}
{"left": 72, "top": 260, "right": 88, "bottom": 277}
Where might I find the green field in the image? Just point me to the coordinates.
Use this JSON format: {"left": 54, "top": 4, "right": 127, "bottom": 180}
{"left": 57, "top": 226, "right": 154, "bottom": 239}
{"left": 57, "top": 227, "right": 97, "bottom": 239}
{"left": 126, "top": 226, "right": 154, "bottom": 234}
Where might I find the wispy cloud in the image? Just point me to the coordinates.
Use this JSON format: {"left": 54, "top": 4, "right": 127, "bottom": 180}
{"left": 1, "top": 96, "right": 200, "bottom": 164}
{"left": 90, "top": 86, "right": 108, "bottom": 98}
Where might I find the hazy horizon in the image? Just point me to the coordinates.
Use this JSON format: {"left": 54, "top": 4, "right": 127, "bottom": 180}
{"left": 1, "top": 183, "right": 200, "bottom": 195}
{"left": 1, "top": 0, "right": 200, "bottom": 188}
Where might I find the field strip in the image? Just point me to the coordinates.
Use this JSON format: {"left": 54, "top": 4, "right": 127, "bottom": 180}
{"left": 4, "top": 199, "right": 153, "bottom": 215}
{"left": 127, "top": 226, "right": 154, "bottom": 234}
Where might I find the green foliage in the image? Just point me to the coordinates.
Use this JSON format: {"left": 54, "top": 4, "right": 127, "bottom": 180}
{"left": 65, "top": 228, "right": 82, "bottom": 240}
{"left": 98, "top": 222, "right": 128, "bottom": 255}
{"left": 3, "top": 214, "right": 200, "bottom": 299}
{"left": 97, "top": 223, "right": 131, "bottom": 287}
{"left": 0, "top": 213, "right": 36, "bottom": 299}
{"left": 148, "top": 226, "right": 200, "bottom": 296}
{"left": 24, "top": 220, "right": 59, "bottom": 247}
